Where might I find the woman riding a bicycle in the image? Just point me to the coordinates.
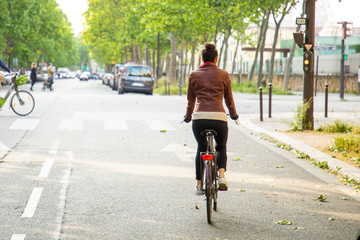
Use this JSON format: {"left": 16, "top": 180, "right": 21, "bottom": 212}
{"left": 184, "top": 42, "right": 238, "bottom": 195}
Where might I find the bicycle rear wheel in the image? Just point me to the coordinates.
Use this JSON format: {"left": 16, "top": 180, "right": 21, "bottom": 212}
{"left": 11, "top": 90, "right": 35, "bottom": 116}
{"left": 213, "top": 167, "right": 218, "bottom": 211}
{"left": 205, "top": 162, "right": 213, "bottom": 224}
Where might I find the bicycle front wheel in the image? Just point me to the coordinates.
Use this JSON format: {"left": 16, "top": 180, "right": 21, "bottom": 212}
{"left": 205, "top": 163, "right": 213, "bottom": 224}
{"left": 11, "top": 90, "right": 35, "bottom": 116}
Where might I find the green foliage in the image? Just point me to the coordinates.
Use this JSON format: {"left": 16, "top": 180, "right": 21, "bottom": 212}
{"left": 81, "top": 0, "right": 292, "bottom": 77}
{"left": 153, "top": 78, "right": 187, "bottom": 95}
{"left": 287, "top": 99, "right": 312, "bottom": 131}
{"left": 231, "top": 82, "right": 293, "bottom": 95}
{"left": 316, "top": 120, "right": 353, "bottom": 133}
{"left": 333, "top": 135, "right": 360, "bottom": 152}
{"left": 0, "top": 0, "right": 81, "bottom": 69}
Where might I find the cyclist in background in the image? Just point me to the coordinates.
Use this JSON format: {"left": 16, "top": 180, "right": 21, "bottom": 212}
{"left": 0, "top": 58, "right": 11, "bottom": 91}
{"left": 184, "top": 42, "right": 238, "bottom": 195}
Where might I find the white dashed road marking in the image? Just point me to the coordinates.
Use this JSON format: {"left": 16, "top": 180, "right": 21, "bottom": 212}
{"left": 9, "top": 119, "right": 40, "bottom": 130}
{"left": 21, "top": 187, "right": 43, "bottom": 218}
{"left": 58, "top": 119, "right": 83, "bottom": 130}
{"left": 49, "top": 139, "right": 61, "bottom": 154}
{"left": 104, "top": 120, "right": 129, "bottom": 130}
{"left": 10, "top": 234, "right": 26, "bottom": 240}
{"left": 146, "top": 120, "right": 175, "bottom": 131}
{"left": 38, "top": 159, "right": 54, "bottom": 178}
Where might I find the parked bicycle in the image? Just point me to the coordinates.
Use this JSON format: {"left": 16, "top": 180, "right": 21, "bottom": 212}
{"left": 0, "top": 74, "right": 35, "bottom": 116}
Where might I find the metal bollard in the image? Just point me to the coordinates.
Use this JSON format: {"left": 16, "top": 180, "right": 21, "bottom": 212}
{"left": 325, "top": 83, "right": 328, "bottom": 118}
{"left": 259, "top": 87, "right": 263, "bottom": 121}
{"left": 268, "top": 83, "right": 272, "bottom": 118}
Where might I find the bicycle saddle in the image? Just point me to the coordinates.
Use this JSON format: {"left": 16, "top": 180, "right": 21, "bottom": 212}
{"left": 200, "top": 129, "right": 217, "bottom": 137}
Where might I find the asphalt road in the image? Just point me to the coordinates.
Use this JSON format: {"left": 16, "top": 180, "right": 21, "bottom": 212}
{"left": 0, "top": 79, "right": 359, "bottom": 240}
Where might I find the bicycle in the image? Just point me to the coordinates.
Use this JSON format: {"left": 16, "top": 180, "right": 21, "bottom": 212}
{"left": 200, "top": 129, "right": 219, "bottom": 224}
{"left": 41, "top": 79, "right": 52, "bottom": 91}
{"left": 0, "top": 74, "right": 35, "bottom": 116}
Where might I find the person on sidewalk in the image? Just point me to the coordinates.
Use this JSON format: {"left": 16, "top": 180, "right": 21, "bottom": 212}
{"left": 30, "top": 62, "right": 38, "bottom": 91}
{"left": 184, "top": 42, "right": 239, "bottom": 195}
{"left": 47, "top": 62, "right": 54, "bottom": 91}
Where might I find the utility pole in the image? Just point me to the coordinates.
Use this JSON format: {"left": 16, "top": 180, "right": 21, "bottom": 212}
{"left": 338, "top": 21, "right": 352, "bottom": 99}
{"left": 303, "top": 0, "right": 315, "bottom": 130}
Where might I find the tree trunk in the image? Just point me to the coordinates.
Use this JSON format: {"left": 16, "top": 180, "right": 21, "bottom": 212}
{"left": 184, "top": 41, "right": 188, "bottom": 82}
{"left": 169, "top": 33, "right": 177, "bottom": 84}
{"left": 269, "top": 1, "right": 291, "bottom": 84}
{"left": 218, "top": 34, "right": 226, "bottom": 68}
{"left": 257, "top": 11, "right": 270, "bottom": 88}
{"left": 222, "top": 29, "right": 231, "bottom": 71}
{"left": 152, "top": 48, "right": 156, "bottom": 80}
{"left": 124, "top": 46, "right": 128, "bottom": 63}
{"left": 283, "top": 2, "right": 305, "bottom": 90}
{"left": 231, "top": 37, "right": 240, "bottom": 82}
{"left": 268, "top": 25, "right": 281, "bottom": 84}
{"left": 145, "top": 43, "right": 149, "bottom": 65}
{"left": 137, "top": 45, "right": 142, "bottom": 63}
{"left": 190, "top": 39, "right": 197, "bottom": 73}
{"left": 179, "top": 32, "right": 184, "bottom": 96}
{"left": 248, "top": 15, "right": 267, "bottom": 82}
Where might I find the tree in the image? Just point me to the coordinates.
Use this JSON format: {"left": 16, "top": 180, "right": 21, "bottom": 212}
{"left": 283, "top": 0, "right": 305, "bottom": 90}
{"left": 268, "top": 0, "right": 296, "bottom": 84}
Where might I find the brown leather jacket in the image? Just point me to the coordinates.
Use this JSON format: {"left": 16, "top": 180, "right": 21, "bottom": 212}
{"left": 185, "top": 64, "right": 237, "bottom": 120}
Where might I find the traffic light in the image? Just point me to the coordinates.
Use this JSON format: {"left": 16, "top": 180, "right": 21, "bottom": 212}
{"left": 343, "top": 54, "right": 348, "bottom": 60}
{"left": 303, "top": 51, "right": 313, "bottom": 72}
{"left": 83, "top": 66, "right": 86, "bottom": 70}
{"left": 340, "top": 22, "right": 353, "bottom": 39}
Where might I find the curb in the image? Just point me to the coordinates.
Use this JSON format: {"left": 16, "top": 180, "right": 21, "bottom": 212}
{"left": 238, "top": 118, "right": 360, "bottom": 184}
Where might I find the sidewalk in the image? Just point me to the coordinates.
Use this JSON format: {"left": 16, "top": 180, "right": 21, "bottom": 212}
{"left": 238, "top": 111, "right": 360, "bottom": 185}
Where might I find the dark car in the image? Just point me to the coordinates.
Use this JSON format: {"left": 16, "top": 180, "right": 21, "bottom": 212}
{"left": 118, "top": 64, "right": 154, "bottom": 95}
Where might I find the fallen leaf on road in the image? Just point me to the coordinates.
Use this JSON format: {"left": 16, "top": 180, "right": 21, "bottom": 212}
{"left": 315, "top": 195, "right": 327, "bottom": 202}
{"left": 231, "top": 158, "right": 242, "bottom": 161}
{"left": 239, "top": 189, "right": 246, "bottom": 192}
{"left": 293, "top": 227, "right": 306, "bottom": 230}
{"left": 276, "top": 220, "right": 292, "bottom": 225}
{"left": 160, "top": 130, "right": 167, "bottom": 133}
{"left": 195, "top": 204, "right": 199, "bottom": 210}
{"left": 276, "top": 165, "right": 284, "bottom": 168}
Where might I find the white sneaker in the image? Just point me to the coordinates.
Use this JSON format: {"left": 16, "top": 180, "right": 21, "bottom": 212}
{"left": 218, "top": 177, "right": 228, "bottom": 191}
{"left": 194, "top": 186, "right": 203, "bottom": 196}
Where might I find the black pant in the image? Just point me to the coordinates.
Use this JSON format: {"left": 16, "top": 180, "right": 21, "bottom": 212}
{"left": 192, "top": 119, "right": 228, "bottom": 180}
{"left": 30, "top": 79, "right": 36, "bottom": 89}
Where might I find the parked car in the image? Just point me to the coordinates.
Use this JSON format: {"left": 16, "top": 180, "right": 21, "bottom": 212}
{"left": 25, "top": 70, "right": 31, "bottom": 83}
{"left": 118, "top": 64, "right": 154, "bottom": 95}
{"left": 58, "top": 67, "right": 70, "bottom": 79}
{"left": 0, "top": 71, "right": 12, "bottom": 85}
{"left": 113, "top": 64, "right": 124, "bottom": 90}
{"left": 79, "top": 72, "right": 90, "bottom": 81}
{"left": 106, "top": 73, "right": 115, "bottom": 87}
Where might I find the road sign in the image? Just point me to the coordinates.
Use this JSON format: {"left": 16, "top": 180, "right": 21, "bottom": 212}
{"left": 304, "top": 44, "right": 313, "bottom": 51}
{"left": 314, "top": 46, "right": 336, "bottom": 51}
{"left": 296, "top": 18, "right": 307, "bottom": 25}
